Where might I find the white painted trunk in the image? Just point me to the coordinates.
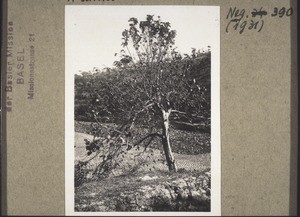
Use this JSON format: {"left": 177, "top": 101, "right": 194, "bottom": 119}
{"left": 161, "top": 109, "right": 177, "bottom": 172}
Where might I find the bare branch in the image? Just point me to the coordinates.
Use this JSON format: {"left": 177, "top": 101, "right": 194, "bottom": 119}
{"left": 133, "top": 133, "right": 163, "bottom": 147}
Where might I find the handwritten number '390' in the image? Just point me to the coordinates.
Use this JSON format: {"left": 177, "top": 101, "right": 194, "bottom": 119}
{"left": 226, "top": 7, "right": 293, "bottom": 34}
{"left": 271, "top": 7, "right": 293, "bottom": 17}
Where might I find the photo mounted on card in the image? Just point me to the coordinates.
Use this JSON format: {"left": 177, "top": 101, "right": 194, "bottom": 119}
{"left": 2, "top": 0, "right": 297, "bottom": 216}
{"left": 65, "top": 5, "right": 220, "bottom": 215}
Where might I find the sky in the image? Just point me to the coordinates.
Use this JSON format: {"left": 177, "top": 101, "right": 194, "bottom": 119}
{"left": 65, "top": 7, "right": 220, "bottom": 213}
{"left": 65, "top": 5, "right": 219, "bottom": 74}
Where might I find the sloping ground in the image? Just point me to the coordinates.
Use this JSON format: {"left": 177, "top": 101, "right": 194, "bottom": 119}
{"left": 74, "top": 131, "right": 211, "bottom": 212}
{"left": 75, "top": 170, "right": 211, "bottom": 212}
{"left": 75, "top": 121, "right": 211, "bottom": 155}
{"left": 75, "top": 132, "right": 210, "bottom": 173}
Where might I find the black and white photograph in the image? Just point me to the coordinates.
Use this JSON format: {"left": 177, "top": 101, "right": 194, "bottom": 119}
{"left": 65, "top": 5, "right": 220, "bottom": 215}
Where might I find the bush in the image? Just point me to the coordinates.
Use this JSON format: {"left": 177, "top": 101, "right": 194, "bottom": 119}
{"left": 74, "top": 161, "right": 90, "bottom": 187}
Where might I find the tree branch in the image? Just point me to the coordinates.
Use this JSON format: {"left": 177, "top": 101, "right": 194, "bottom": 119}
{"left": 133, "top": 133, "right": 163, "bottom": 147}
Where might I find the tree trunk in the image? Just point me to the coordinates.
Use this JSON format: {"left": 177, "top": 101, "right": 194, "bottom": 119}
{"left": 161, "top": 109, "right": 177, "bottom": 172}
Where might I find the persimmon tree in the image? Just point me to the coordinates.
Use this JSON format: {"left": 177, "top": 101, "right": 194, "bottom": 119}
{"left": 111, "top": 15, "right": 210, "bottom": 171}
{"left": 79, "top": 15, "right": 210, "bottom": 178}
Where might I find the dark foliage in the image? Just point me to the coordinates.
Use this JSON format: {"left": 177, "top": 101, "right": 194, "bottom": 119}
{"left": 74, "top": 15, "right": 212, "bottom": 177}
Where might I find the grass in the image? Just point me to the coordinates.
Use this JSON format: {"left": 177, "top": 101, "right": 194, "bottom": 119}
{"left": 75, "top": 121, "right": 211, "bottom": 155}
{"left": 74, "top": 120, "right": 211, "bottom": 212}
{"left": 75, "top": 131, "right": 210, "bottom": 173}
{"left": 75, "top": 169, "right": 211, "bottom": 212}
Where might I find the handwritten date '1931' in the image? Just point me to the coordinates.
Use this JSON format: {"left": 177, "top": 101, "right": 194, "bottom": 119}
{"left": 226, "top": 6, "right": 293, "bottom": 34}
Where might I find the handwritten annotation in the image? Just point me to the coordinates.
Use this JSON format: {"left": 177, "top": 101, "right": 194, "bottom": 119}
{"left": 226, "top": 7, "right": 293, "bottom": 34}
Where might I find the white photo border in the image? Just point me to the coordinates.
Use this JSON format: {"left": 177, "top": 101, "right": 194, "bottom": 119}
{"left": 65, "top": 5, "right": 220, "bottom": 216}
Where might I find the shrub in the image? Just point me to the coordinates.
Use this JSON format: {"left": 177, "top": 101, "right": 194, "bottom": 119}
{"left": 74, "top": 161, "right": 90, "bottom": 187}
